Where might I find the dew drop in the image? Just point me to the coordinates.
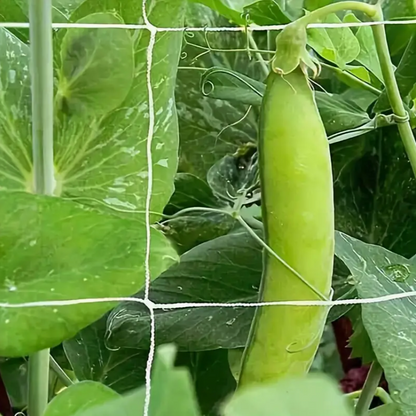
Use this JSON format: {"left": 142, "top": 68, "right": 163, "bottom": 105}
{"left": 382, "top": 264, "right": 411, "bottom": 282}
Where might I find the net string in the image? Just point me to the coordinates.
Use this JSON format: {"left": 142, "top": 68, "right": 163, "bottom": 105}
{"left": 142, "top": 0, "right": 157, "bottom": 414}
{"left": 2, "top": 290, "right": 416, "bottom": 309}
{"left": 2, "top": 19, "right": 416, "bottom": 30}
{"left": 1, "top": 7, "right": 416, "bottom": 416}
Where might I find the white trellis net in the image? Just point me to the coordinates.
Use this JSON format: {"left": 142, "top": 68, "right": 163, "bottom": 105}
{"left": 2, "top": 1, "right": 416, "bottom": 415}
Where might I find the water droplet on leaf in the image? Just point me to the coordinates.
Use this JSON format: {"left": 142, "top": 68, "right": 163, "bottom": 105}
{"left": 382, "top": 264, "right": 411, "bottom": 282}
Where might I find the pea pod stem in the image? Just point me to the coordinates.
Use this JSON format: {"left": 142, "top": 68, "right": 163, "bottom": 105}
{"left": 297, "top": 1, "right": 377, "bottom": 25}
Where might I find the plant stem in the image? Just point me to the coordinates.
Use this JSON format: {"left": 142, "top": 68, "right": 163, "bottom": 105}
{"left": 28, "top": 352, "right": 50, "bottom": 416}
{"left": 320, "top": 62, "right": 381, "bottom": 96}
{"left": 236, "top": 215, "right": 328, "bottom": 301}
{"left": 49, "top": 356, "right": 73, "bottom": 388}
{"left": 297, "top": 1, "right": 377, "bottom": 26}
{"left": 371, "top": 4, "right": 416, "bottom": 178}
{"left": 375, "top": 387, "right": 393, "bottom": 404}
{"left": 346, "top": 387, "right": 392, "bottom": 405}
{"left": 28, "top": 0, "right": 55, "bottom": 415}
{"left": 297, "top": 1, "right": 416, "bottom": 177}
{"left": 248, "top": 34, "right": 269, "bottom": 79}
{"left": 355, "top": 361, "right": 384, "bottom": 416}
{"left": 29, "top": 0, "right": 55, "bottom": 195}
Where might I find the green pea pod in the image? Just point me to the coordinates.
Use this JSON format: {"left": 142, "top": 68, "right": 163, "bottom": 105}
{"left": 238, "top": 67, "right": 334, "bottom": 387}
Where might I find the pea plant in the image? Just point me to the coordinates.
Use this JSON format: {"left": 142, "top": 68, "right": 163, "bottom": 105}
{"left": 1, "top": 0, "right": 416, "bottom": 416}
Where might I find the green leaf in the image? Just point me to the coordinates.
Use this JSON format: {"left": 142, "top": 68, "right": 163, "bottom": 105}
{"left": 327, "top": 256, "right": 355, "bottom": 322}
{"left": 347, "top": 305, "right": 376, "bottom": 364}
{"left": 0, "top": 1, "right": 28, "bottom": 42}
{"left": 202, "top": 66, "right": 372, "bottom": 136}
{"left": 201, "top": 67, "right": 264, "bottom": 107}
{"left": 332, "top": 128, "right": 416, "bottom": 258}
{"left": 53, "top": 0, "right": 186, "bottom": 216}
{"left": 72, "top": 345, "right": 201, "bottom": 416}
{"left": 177, "top": 3, "right": 258, "bottom": 179}
{"left": 207, "top": 150, "right": 259, "bottom": 204}
{"left": 335, "top": 232, "right": 416, "bottom": 415}
{"left": 223, "top": 374, "right": 354, "bottom": 416}
{"left": 71, "top": 388, "right": 146, "bottom": 416}
{"left": 68, "top": 0, "right": 142, "bottom": 24}
{"left": 106, "top": 230, "right": 262, "bottom": 351}
{"left": 176, "top": 350, "right": 236, "bottom": 416}
{"left": 148, "top": 345, "right": 201, "bottom": 416}
{"left": 310, "top": 325, "right": 343, "bottom": 380}
{"left": 164, "top": 173, "right": 223, "bottom": 215}
{"left": 161, "top": 173, "right": 235, "bottom": 254}
{"left": 160, "top": 211, "right": 236, "bottom": 254}
{"left": 304, "top": 0, "right": 331, "bottom": 11}
{"left": 12, "top": 0, "right": 87, "bottom": 20}
{"left": 315, "top": 91, "right": 371, "bottom": 136}
{"left": 242, "top": 0, "right": 292, "bottom": 25}
{"left": 106, "top": 231, "right": 375, "bottom": 353}
{"left": 44, "top": 381, "right": 120, "bottom": 416}
{"left": 0, "top": 0, "right": 186, "bottom": 215}
{"left": 307, "top": 13, "right": 360, "bottom": 70}
{"left": 0, "top": 28, "right": 32, "bottom": 192}
{"left": 369, "top": 404, "right": 402, "bottom": 416}
{"left": 0, "top": 357, "right": 27, "bottom": 408}
{"left": 346, "top": 65, "right": 372, "bottom": 84}
{"left": 341, "top": 88, "right": 379, "bottom": 111}
{"left": 188, "top": 0, "right": 246, "bottom": 24}
{"left": 383, "top": 0, "right": 416, "bottom": 55}
{"left": 375, "top": 34, "right": 416, "bottom": 113}
{"left": 57, "top": 13, "right": 134, "bottom": 117}
{"left": 63, "top": 315, "right": 148, "bottom": 393}
{"left": 52, "top": 0, "right": 88, "bottom": 18}
{"left": 0, "top": 192, "right": 177, "bottom": 357}
{"left": 0, "top": 0, "right": 82, "bottom": 39}
{"left": 343, "top": 13, "right": 383, "bottom": 83}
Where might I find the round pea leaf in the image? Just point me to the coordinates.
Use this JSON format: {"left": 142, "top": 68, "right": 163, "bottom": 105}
{"left": 44, "top": 381, "right": 119, "bottom": 416}
{"left": 57, "top": 12, "right": 134, "bottom": 116}
{"left": 0, "top": 192, "right": 178, "bottom": 357}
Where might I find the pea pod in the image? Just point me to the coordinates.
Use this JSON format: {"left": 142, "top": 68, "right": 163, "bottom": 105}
{"left": 238, "top": 66, "right": 334, "bottom": 387}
